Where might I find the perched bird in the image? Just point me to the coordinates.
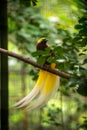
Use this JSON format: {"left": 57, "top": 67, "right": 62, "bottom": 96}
{"left": 36, "top": 37, "right": 55, "bottom": 65}
{"left": 36, "top": 37, "right": 48, "bottom": 50}
{"left": 14, "top": 38, "right": 60, "bottom": 110}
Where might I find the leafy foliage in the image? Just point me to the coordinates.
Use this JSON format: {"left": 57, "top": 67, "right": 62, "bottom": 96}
{"left": 8, "top": 0, "right": 87, "bottom": 130}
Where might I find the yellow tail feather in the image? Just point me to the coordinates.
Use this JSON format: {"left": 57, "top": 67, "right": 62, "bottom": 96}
{"left": 14, "top": 63, "right": 60, "bottom": 110}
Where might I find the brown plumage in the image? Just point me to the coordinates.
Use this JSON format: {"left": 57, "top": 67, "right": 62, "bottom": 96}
{"left": 36, "top": 38, "right": 48, "bottom": 50}
{"left": 36, "top": 38, "right": 55, "bottom": 66}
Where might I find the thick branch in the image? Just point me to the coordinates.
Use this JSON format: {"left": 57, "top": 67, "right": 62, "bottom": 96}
{"left": 0, "top": 48, "right": 71, "bottom": 79}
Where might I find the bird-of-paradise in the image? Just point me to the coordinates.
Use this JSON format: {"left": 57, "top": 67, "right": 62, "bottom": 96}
{"left": 14, "top": 38, "right": 60, "bottom": 110}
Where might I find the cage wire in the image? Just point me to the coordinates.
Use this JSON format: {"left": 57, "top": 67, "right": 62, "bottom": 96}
{"left": 8, "top": 1, "right": 87, "bottom": 130}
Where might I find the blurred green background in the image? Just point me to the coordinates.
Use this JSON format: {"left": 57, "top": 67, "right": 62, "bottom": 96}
{"left": 8, "top": 0, "right": 87, "bottom": 130}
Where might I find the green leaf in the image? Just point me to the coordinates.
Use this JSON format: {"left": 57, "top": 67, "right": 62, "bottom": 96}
{"left": 79, "top": 67, "right": 87, "bottom": 77}
{"left": 32, "top": 0, "right": 38, "bottom": 6}
{"left": 44, "top": 47, "right": 51, "bottom": 54}
{"left": 32, "top": 50, "right": 45, "bottom": 57}
{"left": 54, "top": 122, "right": 62, "bottom": 126}
{"left": 83, "top": 59, "right": 87, "bottom": 64}
{"left": 77, "top": 79, "right": 87, "bottom": 96}
{"left": 68, "top": 77, "right": 80, "bottom": 87}
{"left": 75, "top": 24, "right": 83, "bottom": 29}
{"left": 79, "top": 17, "right": 87, "bottom": 23}
{"left": 37, "top": 56, "right": 46, "bottom": 65}
{"left": 47, "top": 57, "right": 55, "bottom": 63}
{"left": 53, "top": 46, "right": 64, "bottom": 55}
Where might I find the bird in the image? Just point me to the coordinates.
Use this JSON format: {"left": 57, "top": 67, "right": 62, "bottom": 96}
{"left": 36, "top": 37, "right": 48, "bottom": 50}
{"left": 14, "top": 38, "right": 60, "bottom": 110}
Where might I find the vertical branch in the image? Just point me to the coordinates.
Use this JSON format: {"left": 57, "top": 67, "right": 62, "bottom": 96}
{"left": 21, "top": 63, "right": 28, "bottom": 130}
{"left": 60, "top": 89, "right": 65, "bottom": 130}
{"left": 84, "top": 97, "right": 87, "bottom": 124}
{"left": 0, "top": 0, "right": 8, "bottom": 130}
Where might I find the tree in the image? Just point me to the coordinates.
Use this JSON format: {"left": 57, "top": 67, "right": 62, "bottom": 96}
{"left": 0, "top": 0, "right": 87, "bottom": 130}
{"left": 0, "top": 0, "right": 8, "bottom": 130}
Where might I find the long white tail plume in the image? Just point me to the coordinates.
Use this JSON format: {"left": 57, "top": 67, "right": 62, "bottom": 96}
{"left": 14, "top": 63, "right": 60, "bottom": 110}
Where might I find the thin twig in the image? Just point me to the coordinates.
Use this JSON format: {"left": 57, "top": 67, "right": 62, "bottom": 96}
{"left": 0, "top": 48, "right": 71, "bottom": 79}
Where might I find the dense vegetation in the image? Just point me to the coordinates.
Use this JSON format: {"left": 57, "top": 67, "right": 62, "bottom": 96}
{"left": 8, "top": 0, "right": 87, "bottom": 130}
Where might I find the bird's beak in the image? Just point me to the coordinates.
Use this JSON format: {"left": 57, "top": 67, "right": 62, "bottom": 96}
{"left": 45, "top": 39, "right": 48, "bottom": 43}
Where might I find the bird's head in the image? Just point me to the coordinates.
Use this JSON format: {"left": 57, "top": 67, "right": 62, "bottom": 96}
{"left": 37, "top": 38, "right": 48, "bottom": 45}
{"left": 36, "top": 38, "right": 48, "bottom": 50}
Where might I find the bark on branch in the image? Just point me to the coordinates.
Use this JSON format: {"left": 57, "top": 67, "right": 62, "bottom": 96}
{"left": 0, "top": 48, "right": 71, "bottom": 79}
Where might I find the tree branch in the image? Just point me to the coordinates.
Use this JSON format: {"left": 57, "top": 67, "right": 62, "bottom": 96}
{"left": 0, "top": 48, "right": 71, "bottom": 79}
